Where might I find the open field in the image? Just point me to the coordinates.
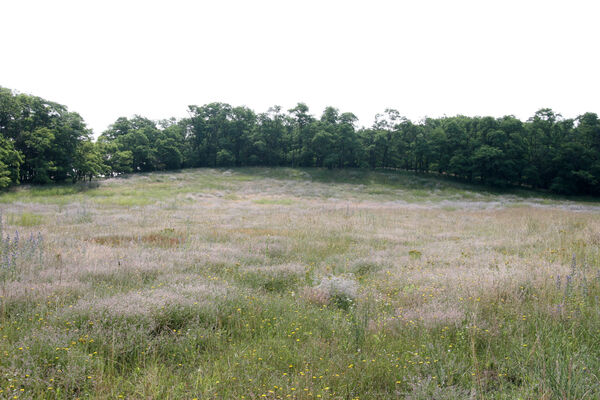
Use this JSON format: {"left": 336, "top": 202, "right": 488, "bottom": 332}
{"left": 1, "top": 168, "right": 600, "bottom": 399}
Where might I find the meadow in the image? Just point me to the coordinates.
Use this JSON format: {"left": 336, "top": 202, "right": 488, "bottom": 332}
{"left": 1, "top": 168, "right": 599, "bottom": 399}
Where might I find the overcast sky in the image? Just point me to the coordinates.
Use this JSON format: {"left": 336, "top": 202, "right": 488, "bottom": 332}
{"left": 2, "top": 0, "right": 599, "bottom": 135}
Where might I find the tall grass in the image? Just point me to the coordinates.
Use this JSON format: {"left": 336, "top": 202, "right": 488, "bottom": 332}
{"left": 0, "top": 168, "right": 599, "bottom": 399}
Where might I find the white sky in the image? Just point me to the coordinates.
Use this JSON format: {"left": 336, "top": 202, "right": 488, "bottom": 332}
{"left": 2, "top": 0, "right": 599, "bottom": 135}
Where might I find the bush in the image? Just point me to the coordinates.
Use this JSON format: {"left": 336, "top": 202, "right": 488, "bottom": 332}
{"left": 313, "top": 275, "right": 358, "bottom": 310}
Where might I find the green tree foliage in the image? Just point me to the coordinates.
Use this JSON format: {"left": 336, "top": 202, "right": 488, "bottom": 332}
{"left": 98, "top": 115, "right": 187, "bottom": 172}
{"left": 98, "top": 142, "right": 133, "bottom": 175}
{"left": 0, "top": 86, "right": 103, "bottom": 185}
{"left": 0, "top": 135, "right": 23, "bottom": 188}
{"left": 73, "top": 141, "right": 106, "bottom": 182}
{"left": 19, "top": 127, "right": 57, "bottom": 184}
{"left": 2, "top": 86, "right": 600, "bottom": 195}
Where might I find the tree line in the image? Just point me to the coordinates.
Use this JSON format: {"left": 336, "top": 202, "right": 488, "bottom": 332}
{"left": 1, "top": 86, "right": 599, "bottom": 195}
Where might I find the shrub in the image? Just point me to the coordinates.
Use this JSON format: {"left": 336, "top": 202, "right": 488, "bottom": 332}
{"left": 311, "top": 275, "right": 359, "bottom": 310}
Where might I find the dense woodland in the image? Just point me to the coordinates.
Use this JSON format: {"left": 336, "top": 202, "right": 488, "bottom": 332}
{"left": 1, "top": 86, "right": 599, "bottom": 195}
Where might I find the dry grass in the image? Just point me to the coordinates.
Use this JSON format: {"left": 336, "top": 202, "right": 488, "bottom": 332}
{"left": 1, "top": 168, "right": 599, "bottom": 399}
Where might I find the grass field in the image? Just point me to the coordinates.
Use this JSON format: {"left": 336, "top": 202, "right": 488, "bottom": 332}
{"left": 1, "top": 168, "right": 600, "bottom": 399}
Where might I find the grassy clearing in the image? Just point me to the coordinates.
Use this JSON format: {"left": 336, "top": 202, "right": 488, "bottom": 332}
{"left": 1, "top": 168, "right": 600, "bottom": 399}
